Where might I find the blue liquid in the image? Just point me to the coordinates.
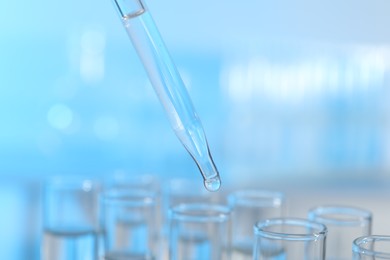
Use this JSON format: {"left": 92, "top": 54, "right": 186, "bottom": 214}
{"left": 42, "top": 227, "right": 97, "bottom": 260}
{"left": 121, "top": 9, "right": 221, "bottom": 191}
{"left": 114, "top": 217, "right": 151, "bottom": 255}
{"left": 257, "top": 245, "right": 286, "bottom": 260}
{"left": 105, "top": 251, "right": 155, "bottom": 260}
{"left": 178, "top": 233, "right": 211, "bottom": 260}
{"left": 231, "top": 240, "right": 253, "bottom": 259}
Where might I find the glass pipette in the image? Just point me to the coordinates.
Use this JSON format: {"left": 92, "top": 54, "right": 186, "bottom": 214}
{"left": 111, "top": 0, "right": 221, "bottom": 191}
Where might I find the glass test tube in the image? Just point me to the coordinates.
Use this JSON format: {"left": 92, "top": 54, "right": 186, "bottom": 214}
{"left": 104, "top": 173, "right": 164, "bottom": 258}
{"left": 111, "top": 0, "right": 221, "bottom": 191}
{"left": 353, "top": 235, "right": 390, "bottom": 259}
{"left": 160, "top": 179, "right": 223, "bottom": 259}
{"left": 253, "top": 218, "right": 327, "bottom": 260}
{"left": 169, "top": 203, "right": 232, "bottom": 260}
{"left": 308, "top": 205, "right": 372, "bottom": 260}
{"left": 228, "top": 190, "right": 285, "bottom": 259}
{"left": 42, "top": 176, "right": 101, "bottom": 260}
{"left": 100, "top": 188, "right": 158, "bottom": 259}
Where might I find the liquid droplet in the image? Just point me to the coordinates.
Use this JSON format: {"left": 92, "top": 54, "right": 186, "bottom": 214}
{"left": 204, "top": 176, "right": 221, "bottom": 192}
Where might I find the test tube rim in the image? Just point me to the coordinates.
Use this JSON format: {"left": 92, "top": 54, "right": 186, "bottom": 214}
{"left": 44, "top": 176, "right": 102, "bottom": 192}
{"left": 170, "top": 203, "right": 231, "bottom": 223}
{"left": 254, "top": 218, "right": 327, "bottom": 242}
{"left": 228, "top": 189, "right": 285, "bottom": 208}
{"left": 353, "top": 235, "right": 390, "bottom": 257}
{"left": 308, "top": 205, "right": 372, "bottom": 226}
{"left": 102, "top": 188, "right": 156, "bottom": 207}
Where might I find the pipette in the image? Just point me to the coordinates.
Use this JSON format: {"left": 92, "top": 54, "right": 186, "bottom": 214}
{"left": 111, "top": 0, "right": 221, "bottom": 191}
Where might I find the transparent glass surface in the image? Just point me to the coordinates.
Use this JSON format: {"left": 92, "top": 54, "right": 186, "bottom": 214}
{"left": 228, "top": 190, "right": 285, "bottom": 260}
{"left": 42, "top": 176, "right": 101, "bottom": 260}
{"left": 308, "top": 205, "right": 372, "bottom": 260}
{"left": 253, "top": 218, "right": 327, "bottom": 260}
{"left": 353, "top": 235, "right": 390, "bottom": 260}
{"left": 104, "top": 172, "right": 163, "bottom": 250}
{"left": 169, "top": 203, "right": 231, "bottom": 260}
{"left": 159, "top": 179, "right": 224, "bottom": 259}
{"left": 100, "top": 188, "right": 157, "bottom": 260}
{"left": 111, "top": 0, "right": 221, "bottom": 191}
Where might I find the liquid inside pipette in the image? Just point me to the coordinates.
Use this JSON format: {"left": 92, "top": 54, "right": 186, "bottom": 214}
{"left": 112, "top": 0, "right": 221, "bottom": 191}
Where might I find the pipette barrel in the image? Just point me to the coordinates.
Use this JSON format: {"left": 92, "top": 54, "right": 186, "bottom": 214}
{"left": 111, "top": 0, "right": 221, "bottom": 191}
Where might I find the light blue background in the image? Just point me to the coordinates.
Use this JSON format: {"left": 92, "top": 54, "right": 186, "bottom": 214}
{"left": 1, "top": 0, "right": 390, "bottom": 258}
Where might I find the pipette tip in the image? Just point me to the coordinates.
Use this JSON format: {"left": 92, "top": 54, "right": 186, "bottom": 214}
{"left": 203, "top": 175, "right": 221, "bottom": 192}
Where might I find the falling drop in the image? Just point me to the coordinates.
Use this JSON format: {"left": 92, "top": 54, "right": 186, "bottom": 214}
{"left": 204, "top": 176, "right": 221, "bottom": 192}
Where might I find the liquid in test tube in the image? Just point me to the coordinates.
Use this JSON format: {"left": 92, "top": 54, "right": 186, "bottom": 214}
{"left": 111, "top": 0, "right": 221, "bottom": 191}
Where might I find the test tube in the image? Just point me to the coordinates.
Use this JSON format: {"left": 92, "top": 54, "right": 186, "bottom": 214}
{"left": 42, "top": 176, "right": 101, "bottom": 260}
{"left": 100, "top": 188, "right": 158, "bottom": 259}
{"left": 308, "top": 205, "right": 372, "bottom": 260}
{"left": 253, "top": 218, "right": 327, "bottom": 260}
{"left": 169, "top": 203, "right": 232, "bottom": 260}
{"left": 161, "top": 179, "right": 224, "bottom": 259}
{"left": 110, "top": 0, "right": 221, "bottom": 191}
{"left": 353, "top": 235, "right": 390, "bottom": 259}
{"left": 228, "top": 190, "right": 285, "bottom": 259}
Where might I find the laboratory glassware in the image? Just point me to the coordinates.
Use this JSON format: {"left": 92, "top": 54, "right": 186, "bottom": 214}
{"left": 353, "top": 235, "right": 390, "bottom": 259}
{"left": 169, "top": 203, "right": 232, "bottom": 260}
{"left": 253, "top": 218, "right": 327, "bottom": 260}
{"left": 104, "top": 173, "right": 163, "bottom": 258}
{"left": 110, "top": 0, "right": 221, "bottom": 191}
{"left": 42, "top": 176, "right": 101, "bottom": 260}
{"left": 228, "top": 190, "right": 285, "bottom": 259}
{"left": 100, "top": 188, "right": 158, "bottom": 259}
{"left": 308, "top": 205, "right": 372, "bottom": 260}
{"left": 159, "top": 179, "right": 223, "bottom": 259}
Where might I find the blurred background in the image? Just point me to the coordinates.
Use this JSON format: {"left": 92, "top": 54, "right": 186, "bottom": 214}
{"left": 1, "top": 0, "right": 390, "bottom": 258}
